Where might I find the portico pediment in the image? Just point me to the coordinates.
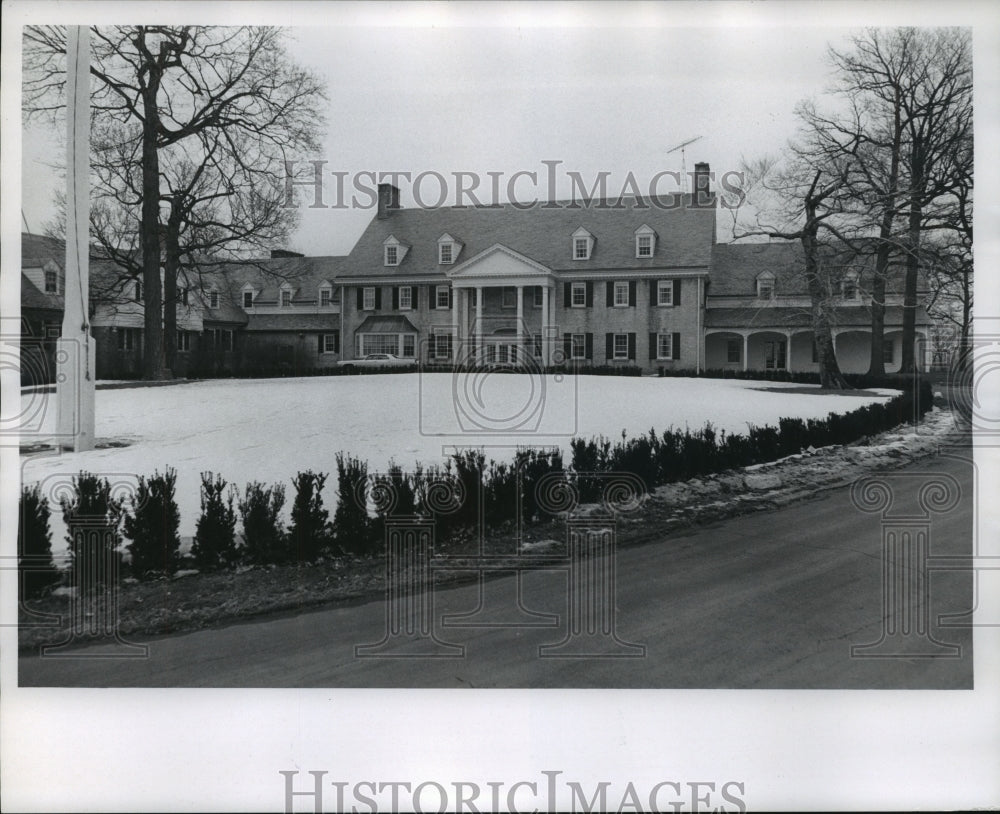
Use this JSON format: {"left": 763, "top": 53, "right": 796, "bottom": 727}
{"left": 446, "top": 244, "right": 555, "bottom": 287}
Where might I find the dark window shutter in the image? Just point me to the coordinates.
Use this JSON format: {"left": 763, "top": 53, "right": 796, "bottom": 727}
{"left": 563, "top": 282, "right": 571, "bottom": 306}
{"left": 563, "top": 333, "right": 572, "bottom": 360}
{"left": 334, "top": 331, "right": 340, "bottom": 354}
{"left": 650, "top": 280, "right": 658, "bottom": 304}
{"left": 392, "top": 287, "right": 399, "bottom": 310}
{"left": 649, "top": 333, "right": 657, "bottom": 360}
{"left": 585, "top": 332, "right": 593, "bottom": 360}
{"left": 413, "top": 286, "right": 420, "bottom": 309}
{"left": 356, "top": 288, "right": 363, "bottom": 310}
{"left": 375, "top": 287, "right": 382, "bottom": 310}
{"left": 628, "top": 281, "right": 637, "bottom": 307}
{"left": 585, "top": 282, "right": 593, "bottom": 307}
{"left": 672, "top": 332, "right": 681, "bottom": 360}
{"left": 428, "top": 285, "right": 436, "bottom": 310}
{"left": 448, "top": 287, "right": 453, "bottom": 309}
{"left": 673, "top": 279, "right": 681, "bottom": 306}
{"left": 606, "top": 281, "right": 614, "bottom": 308}
{"left": 628, "top": 332, "right": 636, "bottom": 360}
{"left": 318, "top": 334, "right": 324, "bottom": 354}
{"left": 605, "top": 333, "right": 613, "bottom": 360}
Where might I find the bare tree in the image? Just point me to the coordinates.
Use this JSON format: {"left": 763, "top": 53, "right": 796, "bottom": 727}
{"left": 730, "top": 156, "right": 855, "bottom": 389}
{"left": 23, "top": 25, "right": 327, "bottom": 379}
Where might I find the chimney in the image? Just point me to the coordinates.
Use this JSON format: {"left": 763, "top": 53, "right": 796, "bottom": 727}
{"left": 377, "top": 183, "right": 400, "bottom": 219}
{"left": 692, "top": 162, "right": 712, "bottom": 206}
{"left": 270, "top": 248, "right": 304, "bottom": 259}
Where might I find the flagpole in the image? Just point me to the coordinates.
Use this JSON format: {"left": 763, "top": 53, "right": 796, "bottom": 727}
{"left": 56, "top": 25, "right": 95, "bottom": 452}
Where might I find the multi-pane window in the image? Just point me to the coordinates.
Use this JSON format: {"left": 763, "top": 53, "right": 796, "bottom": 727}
{"left": 574, "top": 237, "right": 590, "bottom": 260}
{"left": 758, "top": 280, "right": 775, "bottom": 299}
{"left": 502, "top": 287, "right": 516, "bottom": 308}
{"left": 280, "top": 289, "right": 292, "bottom": 307}
{"left": 434, "top": 333, "right": 453, "bottom": 359}
{"left": 398, "top": 286, "right": 412, "bottom": 310}
{"left": 218, "top": 329, "right": 233, "bottom": 351}
{"left": 727, "top": 337, "right": 740, "bottom": 363}
{"left": 657, "top": 280, "right": 674, "bottom": 306}
{"left": 571, "top": 282, "right": 587, "bottom": 307}
{"left": 842, "top": 278, "right": 858, "bottom": 300}
{"left": 533, "top": 287, "right": 544, "bottom": 307}
{"left": 177, "top": 331, "right": 191, "bottom": 352}
{"left": 439, "top": 243, "right": 453, "bottom": 264}
{"left": 363, "top": 287, "right": 376, "bottom": 310}
{"left": 322, "top": 333, "right": 338, "bottom": 353}
{"left": 385, "top": 245, "right": 398, "bottom": 266}
{"left": 242, "top": 290, "right": 253, "bottom": 308}
{"left": 613, "top": 281, "right": 629, "bottom": 307}
{"left": 118, "top": 328, "right": 139, "bottom": 351}
{"left": 209, "top": 291, "right": 220, "bottom": 309}
{"left": 44, "top": 269, "right": 58, "bottom": 293}
{"left": 883, "top": 339, "right": 895, "bottom": 364}
{"left": 571, "top": 334, "right": 586, "bottom": 359}
{"left": 533, "top": 334, "right": 543, "bottom": 357}
{"left": 402, "top": 335, "right": 415, "bottom": 357}
{"left": 360, "top": 334, "right": 399, "bottom": 356}
{"left": 177, "top": 287, "right": 189, "bottom": 305}
{"left": 657, "top": 333, "right": 673, "bottom": 360}
{"left": 436, "top": 285, "right": 451, "bottom": 309}
{"left": 320, "top": 288, "right": 332, "bottom": 307}
{"left": 613, "top": 333, "right": 629, "bottom": 359}
{"left": 637, "top": 235, "right": 652, "bottom": 257}
{"left": 135, "top": 282, "right": 143, "bottom": 303}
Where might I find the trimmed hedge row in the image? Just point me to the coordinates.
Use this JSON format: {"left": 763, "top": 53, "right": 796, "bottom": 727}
{"left": 19, "top": 380, "right": 931, "bottom": 590}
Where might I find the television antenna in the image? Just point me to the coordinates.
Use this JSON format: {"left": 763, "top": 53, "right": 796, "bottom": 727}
{"left": 666, "top": 136, "right": 703, "bottom": 193}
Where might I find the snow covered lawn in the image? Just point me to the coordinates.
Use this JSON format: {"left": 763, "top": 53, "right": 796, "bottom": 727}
{"left": 21, "top": 373, "right": 895, "bottom": 548}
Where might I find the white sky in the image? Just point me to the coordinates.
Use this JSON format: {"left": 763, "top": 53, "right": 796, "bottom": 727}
{"left": 21, "top": 21, "right": 858, "bottom": 256}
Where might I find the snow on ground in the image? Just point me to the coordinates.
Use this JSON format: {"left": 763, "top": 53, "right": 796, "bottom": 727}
{"left": 20, "top": 373, "right": 895, "bottom": 555}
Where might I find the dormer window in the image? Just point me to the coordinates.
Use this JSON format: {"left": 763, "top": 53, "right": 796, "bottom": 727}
{"left": 176, "top": 286, "right": 189, "bottom": 306}
{"left": 634, "top": 224, "right": 656, "bottom": 258}
{"left": 280, "top": 287, "right": 293, "bottom": 307}
{"left": 437, "top": 233, "right": 463, "bottom": 265}
{"left": 242, "top": 287, "right": 255, "bottom": 309}
{"left": 842, "top": 273, "right": 859, "bottom": 301}
{"left": 134, "top": 281, "right": 143, "bottom": 303}
{"left": 319, "top": 286, "right": 332, "bottom": 307}
{"left": 383, "top": 235, "right": 409, "bottom": 267}
{"left": 209, "top": 290, "right": 220, "bottom": 309}
{"left": 756, "top": 272, "right": 776, "bottom": 300}
{"left": 572, "top": 227, "right": 594, "bottom": 260}
{"left": 44, "top": 269, "right": 58, "bottom": 293}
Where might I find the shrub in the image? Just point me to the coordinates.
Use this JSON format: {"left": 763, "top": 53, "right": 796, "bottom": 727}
{"left": 516, "top": 448, "right": 564, "bottom": 524}
{"left": 450, "top": 449, "right": 486, "bottom": 531}
{"left": 191, "top": 472, "right": 238, "bottom": 570}
{"left": 18, "top": 484, "right": 61, "bottom": 599}
{"left": 289, "top": 470, "right": 331, "bottom": 562}
{"left": 333, "top": 452, "right": 375, "bottom": 555}
{"left": 58, "top": 472, "right": 124, "bottom": 591}
{"left": 238, "top": 481, "right": 288, "bottom": 565}
{"left": 122, "top": 467, "right": 180, "bottom": 578}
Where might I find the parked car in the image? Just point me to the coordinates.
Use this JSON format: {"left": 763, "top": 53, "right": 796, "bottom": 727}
{"left": 337, "top": 353, "right": 417, "bottom": 373}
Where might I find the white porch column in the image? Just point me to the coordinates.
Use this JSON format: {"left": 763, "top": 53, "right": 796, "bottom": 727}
{"left": 476, "top": 285, "right": 484, "bottom": 360}
{"left": 785, "top": 331, "right": 794, "bottom": 372}
{"left": 742, "top": 333, "right": 749, "bottom": 372}
{"left": 452, "top": 285, "right": 459, "bottom": 360}
{"left": 516, "top": 285, "right": 524, "bottom": 365}
{"left": 542, "top": 284, "right": 551, "bottom": 366}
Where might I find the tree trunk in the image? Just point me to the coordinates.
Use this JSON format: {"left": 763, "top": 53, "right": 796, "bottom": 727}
{"left": 802, "top": 221, "right": 850, "bottom": 390}
{"left": 163, "top": 209, "right": 181, "bottom": 374}
{"left": 900, "top": 141, "right": 924, "bottom": 374}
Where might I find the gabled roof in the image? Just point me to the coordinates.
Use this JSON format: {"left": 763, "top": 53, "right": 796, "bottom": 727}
{"left": 244, "top": 313, "right": 341, "bottom": 332}
{"left": 343, "top": 193, "right": 717, "bottom": 279}
{"left": 704, "top": 305, "right": 932, "bottom": 329}
{"left": 708, "top": 241, "right": 923, "bottom": 297}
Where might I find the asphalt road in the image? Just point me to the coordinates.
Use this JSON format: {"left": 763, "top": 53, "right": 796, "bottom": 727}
{"left": 19, "top": 450, "right": 976, "bottom": 688}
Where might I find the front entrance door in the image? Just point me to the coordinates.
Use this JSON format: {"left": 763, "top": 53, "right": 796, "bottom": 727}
{"left": 764, "top": 340, "right": 787, "bottom": 370}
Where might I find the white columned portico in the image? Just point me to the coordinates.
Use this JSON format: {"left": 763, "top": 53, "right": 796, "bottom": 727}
{"left": 785, "top": 330, "right": 794, "bottom": 372}
{"left": 542, "top": 284, "right": 551, "bottom": 366}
